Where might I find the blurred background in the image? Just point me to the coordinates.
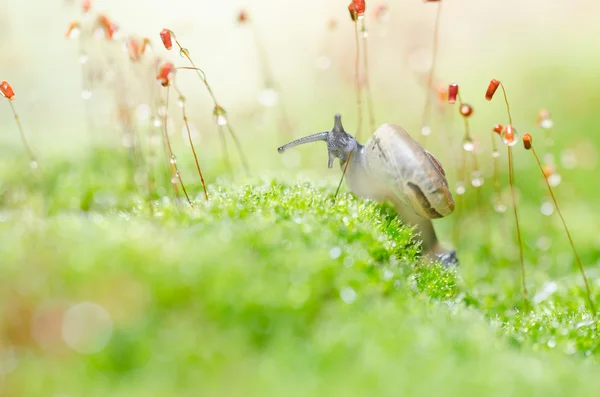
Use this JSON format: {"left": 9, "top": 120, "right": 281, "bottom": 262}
{"left": 2, "top": 0, "right": 600, "bottom": 394}
{"left": 2, "top": 0, "right": 600, "bottom": 162}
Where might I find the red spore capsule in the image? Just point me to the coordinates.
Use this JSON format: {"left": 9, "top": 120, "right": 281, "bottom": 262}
{"left": 140, "top": 38, "right": 151, "bottom": 55}
{"left": 348, "top": 0, "right": 366, "bottom": 21}
{"left": 98, "top": 15, "right": 118, "bottom": 40}
{"left": 522, "top": 133, "right": 532, "bottom": 150}
{"left": 0, "top": 81, "right": 15, "bottom": 100}
{"left": 485, "top": 79, "right": 500, "bottom": 101}
{"left": 237, "top": 10, "right": 249, "bottom": 24}
{"left": 448, "top": 83, "right": 458, "bottom": 104}
{"left": 156, "top": 62, "right": 175, "bottom": 87}
{"left": 160, "top": 29, "right": 173, "bottom": 51}
{"left": 82, "top": 0, "right": 91, "bottom": 13}
{"left": 493, "top": 124, "right": 503, "bottom": 134}
{"left": 126, "top": 38, "right": 141, "bottom": 61}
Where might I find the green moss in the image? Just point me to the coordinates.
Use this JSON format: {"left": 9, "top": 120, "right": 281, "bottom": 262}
{"left": 0, "top": 150, "right": 599, "bottom": 396}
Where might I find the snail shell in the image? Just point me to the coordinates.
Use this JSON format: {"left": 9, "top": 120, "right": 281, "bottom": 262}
{"left": 346, "top": 123, "right": 455, "bottom": 220}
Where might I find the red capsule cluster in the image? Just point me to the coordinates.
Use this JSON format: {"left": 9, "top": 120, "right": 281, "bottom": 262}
{"left": 156, "top": 62, "right": 175, "bottom": 87}
{"left": 160, "top": 29, "right": 173, "bottom": 50}
{"left": 0, "top": 81, "right": 15, "bottom": 100}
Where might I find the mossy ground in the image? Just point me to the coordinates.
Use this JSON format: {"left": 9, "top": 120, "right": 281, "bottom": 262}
{"left": 0, "top": 149, "right": 598, "bottom": 396}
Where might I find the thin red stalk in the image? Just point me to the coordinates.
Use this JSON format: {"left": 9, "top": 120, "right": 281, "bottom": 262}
{"left": 531, "top": 146, "right": 595, "bottom": 313}
{"left": 162, "top": 86, "right": 193, "bottom": 206}
{"left": 333, "top": 149, "right": 354, "bottom": 203}
{"left": 8, "top": 101, "right": 38, "bottom": 167}
{"left": 498, "top": 82, "right": 528, "bottom": 304}
{"left": 174, "top": 86, "right": 209, "bottom": 201}
{"left": 508, "top": 145, "right": 528, "bottom": 303}
{"left": 491, "top": 131, "right": 501, "bottom": 198}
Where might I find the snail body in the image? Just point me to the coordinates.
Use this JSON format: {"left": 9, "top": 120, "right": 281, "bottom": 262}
{"left": 278, "top": 114, "right": 457, "bottom": 266}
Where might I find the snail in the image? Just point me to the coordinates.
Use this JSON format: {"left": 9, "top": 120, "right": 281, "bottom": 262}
{"left": 277, "top": 114, "right": 458, "bottom": 267}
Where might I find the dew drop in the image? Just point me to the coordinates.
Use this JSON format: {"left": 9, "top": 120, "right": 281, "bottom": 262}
{"left": 540, "top": 119, "right": 553, "bottom": 129}
{"left": 455, "top": 181, "right": 465, "bottom": 195}
{"left": 547, "top": 173, "right": 562, "bottom": 187}
{"left": 471, "top": 171, "right": 484, "bottom": 187}
{"left": 157, "top": 106, "right": 167, "bottom": 117}
{"left": 540, "top": 201, "right": 554, "bottom": 216}
{"left": 501, "top": 126, "right": 518, "bottom": 146}
{"left": 258, "top": 88, "right": 279, "bottom": 107}
{"left": 177, "top": 97, "right": 185, "bottom": 108}
{"left": 215, "top": 114, "right": 228, "bottom": 126}
{"left": 360, "top": 27, "right": 369, "bottom": 39}
{"left": 152, "top": 117, "right": 162, "bottom": 127}
{"left": 536, "top": 236, "right": 552, "bottom": 251}
{"left": 420, "top": 125, "right": 431, "bottom": 136}
{"left": 170, "top": 155, "right": 176, "bottom": 165}
{"left": 29, "top": 161, "right": 38, "bottom": 169}
{"left": 179, "top": 47, "right": 190, "bottom": 58}
{"left": 383, "top": 268, "right": 394, "bottom": 280}
{"left": 79, "top": 54, "right": 89, "bottom": 64}
{"left": 329, "top": 246, "right": 342, "bottom": 259}
{"left": 213, "top": 105, "right": 228, "bottom": 126}
{"left": 170, "top": 177, "right": 178, "bottom": 184}
{"left": 81, "top": 90, "right": 92, "bottom": 100}
{"left": 494, "top": 202, "right": 507, "bottom": 213}
{"left": 340, "top": 287, "right": 357, "bottom": 304}
{"left": 462, "top": 137, "right": 474, "bottom": 152}
{"left": 492, "top": 150, "right": 500, "bottom": 158}
{"left": 547, "top": 338, "right": 556, "bottom": 348}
